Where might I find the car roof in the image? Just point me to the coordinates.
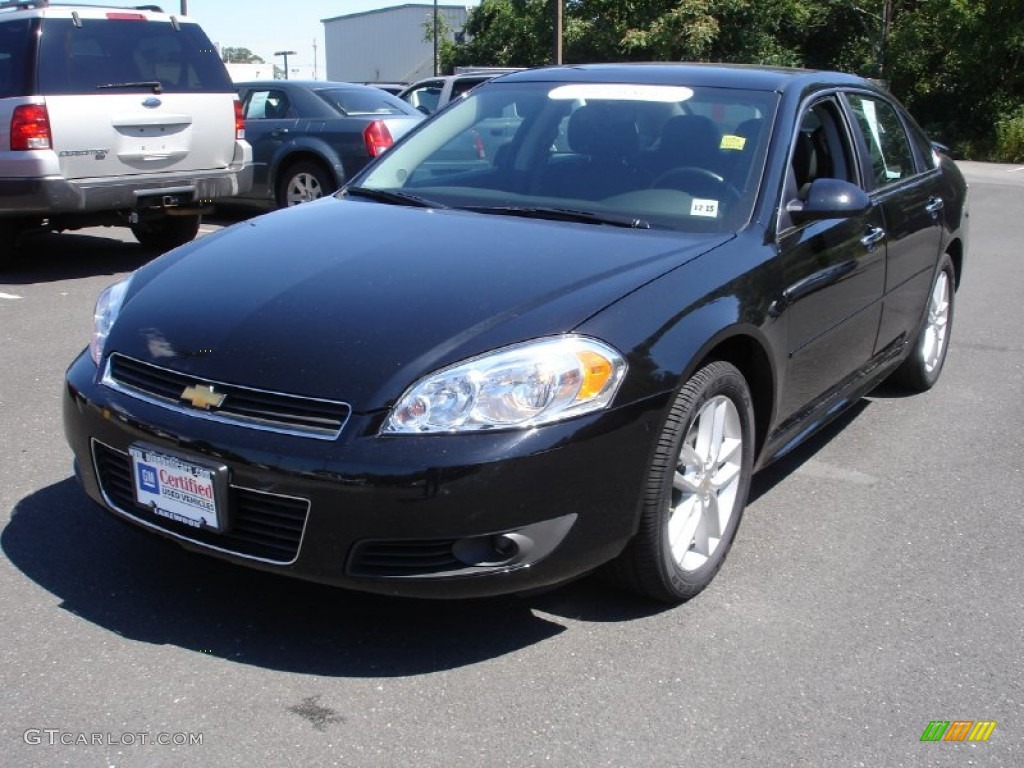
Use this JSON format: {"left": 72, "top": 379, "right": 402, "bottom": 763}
{"left": 498, "top": 63, "right": 874, "bottom": 94}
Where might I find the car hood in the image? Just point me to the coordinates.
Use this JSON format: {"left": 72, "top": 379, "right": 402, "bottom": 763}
{"left": 111, "top": 196, "right": 730, "bottom": 411}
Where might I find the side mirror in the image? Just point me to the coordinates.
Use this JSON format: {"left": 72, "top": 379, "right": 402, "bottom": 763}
{"left": 787, "top": 178, "right": 872, "bottom": 224}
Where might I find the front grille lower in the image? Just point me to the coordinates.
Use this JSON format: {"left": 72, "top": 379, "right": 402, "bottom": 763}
{"left": 93, "top": 441, "right": 308, "bottom": 564}
{"left": 104, "top": 354, "right": 351, "bottom": 439}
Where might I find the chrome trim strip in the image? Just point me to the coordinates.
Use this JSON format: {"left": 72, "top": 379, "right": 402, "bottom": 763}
{"left": 101, "top": 354, "right": 350, "bottom": 441}
{"left": 91, "top": 439, "right": 310, "bottom": 567}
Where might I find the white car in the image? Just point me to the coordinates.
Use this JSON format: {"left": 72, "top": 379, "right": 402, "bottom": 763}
{"left": 0, "top": 0, "right": 252, "bottom": 262}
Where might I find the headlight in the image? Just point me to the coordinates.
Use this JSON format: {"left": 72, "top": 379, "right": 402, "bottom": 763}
{"left": 384, "top": 336, "right": 627, "bottom": 434}
{"left": 90, "top": 275, "right": 133, "bottom": 366}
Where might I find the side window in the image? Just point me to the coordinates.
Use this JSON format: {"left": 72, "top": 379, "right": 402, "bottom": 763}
{"left": 905, "top": 119, "right": 939, "bottom": 173}
{"left": 244, "top": 90, "right": 290, "bottom": 120}
{"left": 404, "top": 83, "right": 442, "bottom": 114}
{"left": 846, "top": 94, "right": 916, "bottom": 187}
{"left": 789, "top": 98, "right": 857, "bottom": 197}
{"left": 451, "top": 77, "right": 485, "bottom": 100}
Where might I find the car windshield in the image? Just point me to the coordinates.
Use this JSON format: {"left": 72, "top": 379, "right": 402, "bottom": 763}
{"left": 356, "top": 80, "right": 778, "bottom": 232}
{"left": 316, "top": 87, "right": 416, "bottom": 116}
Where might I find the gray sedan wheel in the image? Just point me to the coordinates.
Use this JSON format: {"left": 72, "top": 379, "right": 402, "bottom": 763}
{"left": 277, "top": 161, "right": 335, "bottom": 208}
{"left": 610, "top": 360, "right": 754, "bottom": 603}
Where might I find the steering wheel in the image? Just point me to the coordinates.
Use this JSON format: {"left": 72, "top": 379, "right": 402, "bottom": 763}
{"left": 651, "top": 166, "right": 741, "bottom": 206}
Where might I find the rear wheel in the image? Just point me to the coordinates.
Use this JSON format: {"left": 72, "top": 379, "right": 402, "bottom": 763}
{"left": 276, "top": 161, "right": 334, "bottom": 208}
{"left": 889, "top": 253, "right": 956, "bottom": 392}
{"left": 610, "top": 361, "right": 755, "bottom": 603}
{"left": 130, "top": 214, "right": 201, "bottom": 252}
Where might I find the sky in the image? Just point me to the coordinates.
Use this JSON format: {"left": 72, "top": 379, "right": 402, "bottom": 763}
{"left": 183, "top": 1, "right": 479, "bottom": 79}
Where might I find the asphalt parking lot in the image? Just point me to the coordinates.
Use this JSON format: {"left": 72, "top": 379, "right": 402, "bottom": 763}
{"left": 1, "top": 163, "right": 1021, "bottom": 767}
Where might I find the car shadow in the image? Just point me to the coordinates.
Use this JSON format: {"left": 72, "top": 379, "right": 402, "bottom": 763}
{"left": 4, "top": 477, "right": 591, "bottom": 676}
{"left": 2, "top": 231, "right": 158, "bottom": 285}
{"left": 747, "top": 398, "right": 870, "bottom": 503}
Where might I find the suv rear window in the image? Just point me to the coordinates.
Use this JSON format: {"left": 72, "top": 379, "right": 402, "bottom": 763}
{"left": 35, "top": 18, "right": 233, "bottom": 95}
{"left": 0, "top": 19, "right": 34, "bottom": 98}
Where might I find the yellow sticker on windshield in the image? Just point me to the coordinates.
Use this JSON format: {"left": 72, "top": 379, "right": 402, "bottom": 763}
{"left": 721, "top": 135, "right": 746, "bottom": 151}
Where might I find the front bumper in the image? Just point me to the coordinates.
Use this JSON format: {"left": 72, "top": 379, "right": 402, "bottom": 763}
{"left": 63, "top": 351, "right": 666, "bottom": 598}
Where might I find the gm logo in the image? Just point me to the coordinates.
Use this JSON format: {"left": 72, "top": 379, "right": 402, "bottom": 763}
{"left": 137, "top": 463, "right": 160, "bottom": 494}
{"left": 921, "top": 720, "right": 997, "bottom": 742}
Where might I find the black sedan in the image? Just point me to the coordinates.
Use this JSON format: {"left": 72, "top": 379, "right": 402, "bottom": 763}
{"left": 64, "top": 64, "right": 968, "bottom": 603}
{"left": 233, "top": 80, "right": 422, "bottom": 208}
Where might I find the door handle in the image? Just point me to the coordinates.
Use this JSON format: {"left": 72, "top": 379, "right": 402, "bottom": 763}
{"left": 925, "top": 196, "right": 944, "bottom": 218}
{"left": 860, "top": 226, "right": 886, "bottom": 251}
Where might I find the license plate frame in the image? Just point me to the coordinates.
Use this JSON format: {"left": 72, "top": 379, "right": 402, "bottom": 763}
{"left": 129, "top": 443, "right": 229, "bottom": 532}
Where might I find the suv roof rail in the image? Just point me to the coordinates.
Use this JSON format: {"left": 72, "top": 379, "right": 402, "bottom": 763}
{"left": 0, "top": 1, "right": 168, "bottom": 10}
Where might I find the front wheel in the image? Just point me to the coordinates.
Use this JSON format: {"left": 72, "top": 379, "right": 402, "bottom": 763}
{"left": 610, "top": 361, "right": 755, "bottom": 603}
{"left": 130, "top": 215, "right": 201, "bottom": 252}
{"left": 276, "top": 161, "right": 335, "bottom": 208}
{"left": 889, "top": 253, "right": 956, "bottom": 392}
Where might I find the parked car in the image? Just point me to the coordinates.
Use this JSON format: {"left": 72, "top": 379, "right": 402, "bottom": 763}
{"left": 233, "top": 80, "right": 422, "bottom": 208}
{"left": 398, "top": 68, "right": 521, "bottom": 115}
{"left": 64, "top": 63, "right": 967, "bottom": 603}
{"left": 0, "top": 0, "right": 251, "bottom": 262}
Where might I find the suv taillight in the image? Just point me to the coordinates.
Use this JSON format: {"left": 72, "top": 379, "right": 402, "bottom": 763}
{"left": 234, "top": 99, "right": 245, "bottom": 140}
{"left": 363, "top": 120, "right": 394, "bottom": 157}
{"left": 11, "top": 104, "right": 52, "bottom": 151}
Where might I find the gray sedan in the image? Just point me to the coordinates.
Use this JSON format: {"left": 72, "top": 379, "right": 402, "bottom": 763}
{"left": 234, "top": 80, "right": 423, "bottom": 208}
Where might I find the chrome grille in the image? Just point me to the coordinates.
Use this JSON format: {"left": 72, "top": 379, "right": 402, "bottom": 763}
{"left": 104, "top": 354, "right": 350, "bottom": 439}
{"left": 92, "top": 441, "right": 308, "bottom": 564}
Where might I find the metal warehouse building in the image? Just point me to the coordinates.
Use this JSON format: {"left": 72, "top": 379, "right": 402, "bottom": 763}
{"left": 324, "top": 4, "right": 470, "bottom": 84}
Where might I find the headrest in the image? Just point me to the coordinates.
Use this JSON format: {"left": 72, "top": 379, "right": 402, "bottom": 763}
{"left": 567, "top": 105, "right": 638, "bottom": 157}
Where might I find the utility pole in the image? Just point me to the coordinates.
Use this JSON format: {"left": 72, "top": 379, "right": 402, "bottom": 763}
{"left": 312, "top": 38, "right": 318, "bottom": 80}
{"left": 275, "top": 50, "right": 296, "bottom": 80}
{"left": 180, "top": 0, "right": 187, "bottom": 13}
{"left": 433, "top": 0, "right": 439, "bottom": 76}
{"left": 552, "top": 0, "right": 562, "bottom": 65}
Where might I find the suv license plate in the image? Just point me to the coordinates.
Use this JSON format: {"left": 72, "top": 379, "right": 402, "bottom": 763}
{"left": 129, "top": 445, "right": 226, "bottom": 531}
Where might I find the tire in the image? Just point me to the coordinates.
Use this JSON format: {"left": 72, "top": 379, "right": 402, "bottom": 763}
{"left": 610, "top": 361, "right": 755, "bottom": 603}
{"left": 889, "top": 253, "right": 956, "bottom": 392}
{"left": 130, "top": 215, "right": 201, "bottom": 252}
{"left": 276, "top": 161, "right": 335, "bottom": 208}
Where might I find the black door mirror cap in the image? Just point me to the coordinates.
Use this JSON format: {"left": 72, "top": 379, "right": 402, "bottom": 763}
{"left": 787, "top": 178, "right": 872, "bottom": 224}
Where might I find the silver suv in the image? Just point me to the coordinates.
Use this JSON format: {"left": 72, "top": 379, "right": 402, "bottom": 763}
{"left": 0, "top": 1, "right": 252, "bottom": 262}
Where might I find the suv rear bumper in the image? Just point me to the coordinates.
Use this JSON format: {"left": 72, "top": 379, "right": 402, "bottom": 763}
{"left": 0, "top": 164, "right": 253, "bottom": 216}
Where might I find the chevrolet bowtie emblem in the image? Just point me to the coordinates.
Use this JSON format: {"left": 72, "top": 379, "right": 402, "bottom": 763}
{"left": 181, "top": 383, "right": 226, "bottom": 410}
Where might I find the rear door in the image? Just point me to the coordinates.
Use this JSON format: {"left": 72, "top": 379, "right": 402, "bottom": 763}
{"left": 842, "top": 92, "right": 944, "bottom": 353}
{"left": 36, "top": 10, "right": 237, "bottom": 180}
{"left": 239, "top": 86, "right": 299, "bottom": 197}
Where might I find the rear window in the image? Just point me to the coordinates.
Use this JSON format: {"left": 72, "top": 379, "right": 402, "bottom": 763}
{"left": 36, "top": 18, "right": 233, "bottom": 94}
{"left": 315, "top": 87, "right": 416, "bottom": 117}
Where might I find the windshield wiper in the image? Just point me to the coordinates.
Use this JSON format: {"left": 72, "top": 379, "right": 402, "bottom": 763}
{"left": 463, "top": 205, "right": 650, "bottom": 229}
{"left": 345, "top": 186, "right": 447, "bottom": 209}
{"left": 96, "top": 81, "right": 162, "bottom": 94}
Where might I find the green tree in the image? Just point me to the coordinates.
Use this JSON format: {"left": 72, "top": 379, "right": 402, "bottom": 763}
{"left": 441, "top": 0, "right": 1024, "bottom": 158}
{"left": 221, "top": 47, "right": 265, "bottom": 64}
